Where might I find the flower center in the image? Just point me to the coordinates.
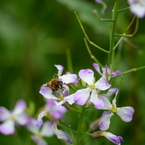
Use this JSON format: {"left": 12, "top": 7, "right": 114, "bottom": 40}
{"left": 90, "top": 85, "right": 96, "bottom": 90}
{"left": 111, "top": 105, "right": 118, "bottom": 112}
{"left": 10, "top": 115, "right": 15, "bottom": 120}
{"left": 57, "top": 96, "right": 64, "bottom": 102}
{"left": 35, "top": 133, "right": 42, "bottom": 139}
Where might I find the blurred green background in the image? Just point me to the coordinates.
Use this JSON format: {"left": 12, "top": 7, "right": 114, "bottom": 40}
{"left": 0, "top": 0, "right": 145, "bottom": 145}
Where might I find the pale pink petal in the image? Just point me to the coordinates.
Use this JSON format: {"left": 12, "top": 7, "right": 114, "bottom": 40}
{"left": 64, "top": 94, "right": 75, "bottom": 105}
{"left": 73, "top": 88, "right": 90, "bottom": 105}
{"left": 79, "top": 69, "right": 94, "bottom": 85}
{"left": 95, "top": 77, "right": 111, "bottom": 90}
{"left": 54, "top": 65, "right": 64, "bottom": 76}
{"left": 0, "top": 107, "right": 10, "bottom": 121}
{"left": 90, "top": 91, "right": 104, "bottom": 109}
{"left": 13, "top": 100, "right": 26, "bottom": 115}
{"left": 116, "top": 107, "right": 135, "bottom": 122}
{"left": 99, "top": 111, "right": 114, "bottom": 130}
{"left": 111, "top": 70, "right": 121, "bottom": 77}
{"left": 0, "top": 120, "right": 15, "bottom": 135}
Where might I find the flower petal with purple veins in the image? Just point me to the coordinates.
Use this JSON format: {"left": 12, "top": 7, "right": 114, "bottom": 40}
{"left": 39, "top": 87, "right": 56, "bottom": 100}
{"left": 93, "top": 63, "right": 102, "bottom": 75}
{"left": 52, "top": 123, "right": 73, "bottom": 144}
{"left": 99, "top": 111, "right": 114, "bottom": 130}
{"left": 101, "top": 131, "right": 124, "bottom": 145}
{"left": 95, "top": 77, "right": 111, "bottom": 90}
{"left": 54, "top": 65, "right": 64, "bottom": 76}
{"left": 0, "top": 107, "right": 10, "bottom": 121}
{"left": 0, "top": 119, "right": 15, "bottom": 135}
{"left": 90, "top": 91, "right": 104, "bottom": 109}
{"left": 79, "top": 69, "right": 94, "bottom": 85}
{"left": 73, "top": 88, "right": 90, "bottom": 105}
{"left": 116, "top": 107, "right": 135, "bottom": 122}
{"left": 60, "top": 74, "right": 78, "bottom": 84}
{"left": 13, "top": 100, "right": 26, "bottom": 115}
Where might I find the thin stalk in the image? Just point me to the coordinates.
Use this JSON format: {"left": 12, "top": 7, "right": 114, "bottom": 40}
{"left": 84, "top": 38, "right": 103, "bottom": 67}
{"left": 113, "top": 66, "right": 145, "bottom": 78}
{"left": 75, "top": 105, "right": 86, "bottom": 145}
{"left": 74, "top": 11, "right": 109, "bottom": 53}
{"left": 108, "top": 0, "right": 120, "bottom": 66}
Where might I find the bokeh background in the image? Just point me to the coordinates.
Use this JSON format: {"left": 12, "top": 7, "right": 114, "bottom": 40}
{"left": 0, "top": 0, "right": 145, "bottom": 145}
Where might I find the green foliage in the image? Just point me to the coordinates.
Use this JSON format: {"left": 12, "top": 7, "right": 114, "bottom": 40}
{"left": 0, "top": 0, "right": 145, "bottom": 145}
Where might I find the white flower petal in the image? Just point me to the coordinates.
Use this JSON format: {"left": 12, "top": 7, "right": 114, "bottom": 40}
{"left": 95, "top": 77, "right": 111, "bottom": 90}
{"left": 59, "top": 74, "right": 78, "bottom": 84}
{"left": 37, "top": 110, "right": 48, "bottom": 127}
{"left": 116, "top": 107, "right": 135, "bottom": 122}
{"left": 31, "top": 135, "right": 48, "bottom": 145}
{"left": 39, "top": 87, "right": 57, "bottom": 100}
{"left": 79, "top": 69, "right": 94, "bottom": 85}
{"left": 74, "top": 88, "right": 90, "bottom": 105}
{"left": 100, "top": 96, "right": 112, "bottom": 110}
{"left": 52, "top": 123, "right": 73, "bottom": 144}
{"left": 13, "top": 100, "right": 26, "bottom": 115}
{"left": 54, "top": 65, "right": 64, "bottom": 76}
{"left": 90, "top": 91, "right": 104, "bottom": 109}
{"left": 64, "top": 94, "right": 75, "bottom": 105}
{"left": 15, "top": 113, "right": 29, "bottom": 125}
{"left": 101, "top": 131, "right": 124, "bottom": 145}
{"left": 0, "top": 119, "right": 15, "bottom": 135}
{"left": 99, "top": 111, "right": 114, "bottom": 130}
{"left": 27, "top": 119, "right": 39, "bottom": 134}
{"left": 0, "top": 107, "right": 10, "bottom": 121}
{"left": 41, "top": 121, "right": 54, "bottom": 137}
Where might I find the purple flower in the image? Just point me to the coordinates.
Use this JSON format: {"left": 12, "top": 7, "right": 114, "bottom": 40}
{"left": 37, "top": 99, "right": 67, "bottom": 127}
{"left": 93, "top": 63, "right": 121, "bottom": 80}
{"left": 27, "top": 119, "right": 54, "bottom": 145}
{"left": 128, "top": 0, "right": 145, "bottom": 18}
{"left": 54, "top": 64, "right": 78, "bottom": 84}
{"left": 39, "top": 84, "right": 75, "bottom": 105}
{"left": 74, "top": 69, "right": 111, "bottom": 109}
{"left": 92, "top": 131, "right": 124, "bottom": 145}
{"left": 0, "top": 100, "right": 29, "bottom": 135}
{"left": 52, "top": 123, "right": 73, "bottom": 144}
{"left": 99, "top": 90, "right": 135, "bottom": 130}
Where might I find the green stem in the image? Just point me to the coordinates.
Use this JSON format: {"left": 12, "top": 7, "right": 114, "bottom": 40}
{"left": 113, "top": 66, "right": 145, "bottom": 78}
{"left": 75, "top": 105, "right": 86, "bottom": 145}
{"left": 84, "top": 38, "right": 103, "bottom": 67}
{"left": 108, "top": 0, "right": 120, "bottom": 66}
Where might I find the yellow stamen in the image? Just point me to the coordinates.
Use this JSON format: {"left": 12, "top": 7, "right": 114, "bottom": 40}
{"left": 90, "top": 85, "right": 96, "bottom": 90}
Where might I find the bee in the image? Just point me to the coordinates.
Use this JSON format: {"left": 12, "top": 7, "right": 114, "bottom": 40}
{"left": 47, "top": 74, "right": 64, "bottom": 94}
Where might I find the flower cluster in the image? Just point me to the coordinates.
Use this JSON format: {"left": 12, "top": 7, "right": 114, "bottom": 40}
{"left": 0, "top": 63, "right": 135, "bottom": 145}
{"left": 37, "top": 64, "right": 134, "bottom": 145}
